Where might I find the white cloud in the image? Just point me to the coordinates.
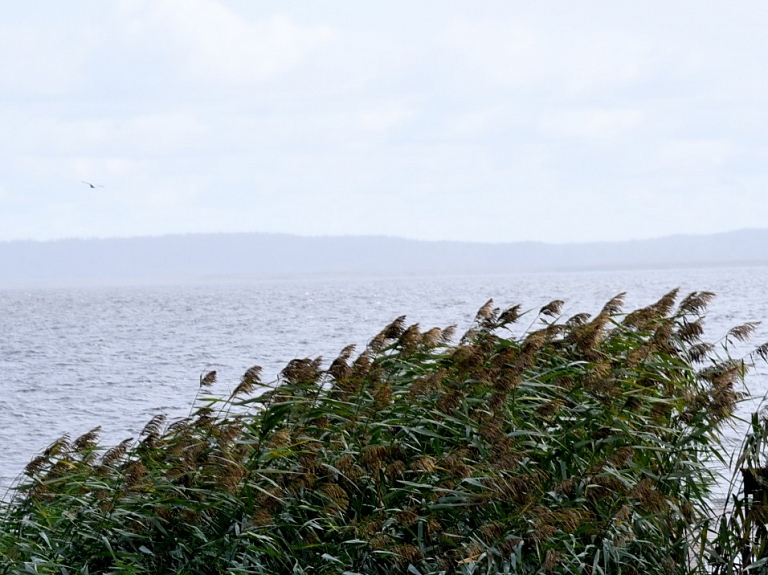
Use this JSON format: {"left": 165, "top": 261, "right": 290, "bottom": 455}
{"left": 0, "top": 112, "right": 208, "bottom": 158}
{"left": 360, "top": 102, "right": 414, "bottom": 132}
{"left": 118, "top": 0, "right": 334, "bottom": 83}
{"left": 444, "top": 108, "right": 504, "bottom": 139}
{"left": 437, "top": 5, "right": 745, "bottom": 105}
{"left": 657, "top": 139, "right": 738, "bottom": 171}
{"left": 539, "top": 109, "right": 642, "bottom": 140}
{"left": 0, "top": 25, "right": 91, "bottom": 94}
{"left": 444, "top": 22, "right": 545, "bottom": 88}
{"left": 443, "top": 18, "right": 664, "bottom": 97}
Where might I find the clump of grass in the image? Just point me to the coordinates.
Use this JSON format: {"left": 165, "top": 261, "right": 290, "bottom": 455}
{"left": 0, "top": 290, "right": 763, "bottom": 573}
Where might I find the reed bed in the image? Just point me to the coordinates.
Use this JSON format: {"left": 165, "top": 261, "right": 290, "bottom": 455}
{"left": 1, "top": 290, "right": 767, "bottom": 574}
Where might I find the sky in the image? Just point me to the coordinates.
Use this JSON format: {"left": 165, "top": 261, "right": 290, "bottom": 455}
{"left": 2, "top": 1, "right": 768, "bottom": 244}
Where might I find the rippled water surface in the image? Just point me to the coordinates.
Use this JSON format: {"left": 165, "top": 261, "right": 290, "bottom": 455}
{"left": 1, "top": 267, "right": 767, "bottom": 494}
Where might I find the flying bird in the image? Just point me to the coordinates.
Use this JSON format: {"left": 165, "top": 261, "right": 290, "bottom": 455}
{"left": 81, "top": 181, "right": 104, "bottom": 189}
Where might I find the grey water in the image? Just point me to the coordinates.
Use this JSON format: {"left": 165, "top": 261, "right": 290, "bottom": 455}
{"left": 1, "top": 267, "right": 767, "bottom": 497}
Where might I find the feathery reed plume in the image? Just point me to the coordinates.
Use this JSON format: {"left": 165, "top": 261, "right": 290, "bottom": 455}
{"left": 498, "top": 303, "right": 522, "bottom": 326}
{"left": 476, "top": 298, "right": 495, "bottom": 318}
{"left": 601, "top": 292, "right": 626, "bottom": 315}
{"left": 124, "top": 460, "right": 148, "bottom": 489}
{"left": 373, "top": 383, "right": 393, "bottom": 409}
{"left": 678, "top": 290, "right": 715, "bottom": 315}
{"left": 73, "top": 426, "right": 102, "bottom": 452}
{"left": 410, "top": 455, "right": 437, "bottom": 473}
{"left": 141, "top": 414, "right": 166, "bottom": 439}
{"left": 755, "top": 341, "right": 768, "bottom": 361}
{"left": 678, "top": 318, "right": 705, "bottom": 343}
{"left": 728, "top": 321, "right": 760, "bottom": 343}
{"left": 409, "top": 370, "right": 446, "bottom": 398}
{"left": 397, "top": 323, "right": 421, "bottom": 352}
{"left": 43, "top": 434, "right": 71, "bottom": 459}
{"left": 320, "top": 483, "right": 349, "bottom": 508}
{"left": 350, "top": 350, "right": 372, "bottom": 375}
{"left": 655, "top": 287, "right": 680, "bottom": 316}
{"left": 688, "top": 342, "right": 715, "bottom": 363}
{"left": 101, "top": 437, "right": 133, "bottom": 466}
{"left": 543, "top": 549, "right": 562, "bottom": 572}
{"left": 440, "top": 325, "right": 457, "bottom": 344}
{"left": 280, "top": 357, "right": 322, "bottom": 386}
{"left": 565, "top": 312, "right": 591, "bottom": 327}
{"left": 475, "top": 298, "right": 498, "bottom": 328}
{"left": 200, "top": 370, "right": 217, "bottom": 387}
{"left": 368, "top": 316, "right": 406, "bottom": 352}
{"left": 24, "top": 455, "right": 47, "bottom": 476}
{"left": 367, "top": 333, "right": 386, "bottom": 353}
{"left": 393, "top": 544, "right": 421, "bottom": 566}
{"left": 381, "top": 315, "right": 406, "bottom": 340}
{"left": 478, "top": 520, "right": 503, "bottom": 541}
{"left": 540, "top": 299, "right": 565, "bottom": 318}
{"left": 420, "top": 327, "right": 443, "bottom": 348}
{"left": 651, "top": 321, "right": 676, "bottom": 355}
{"left": 328, "top": 344, "right": 355, "bottom": 381}
{"left": 624, "top": 288, "right": 679, "bottom": 328}
{"left": 232, "top": 365, "right": 262, "bottom": 397}
{"left": 167, "top": 418, "right": 191, "bottom": 433}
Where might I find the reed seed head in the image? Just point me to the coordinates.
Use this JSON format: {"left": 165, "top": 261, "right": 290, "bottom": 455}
{"left": 540, "top": 299, "right": 565, "bottom": 318}
{"left": 678, "top": 290, "right": 715, "bottom": 316}
{"left": 232, "top": 365, "right": 262, "bottom": 397}
{"left": 200, "top": 370, "right": 217, "bottom": 387}
{"left": 728, "top": 321, "right": 760, "bottom": 343}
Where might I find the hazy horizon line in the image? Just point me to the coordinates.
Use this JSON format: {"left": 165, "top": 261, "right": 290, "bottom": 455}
{"left": 3, "top": 226, "right": 766, "bottom": 248}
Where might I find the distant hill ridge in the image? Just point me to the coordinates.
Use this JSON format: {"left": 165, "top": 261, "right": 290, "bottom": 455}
{"left": 1, "top": 229, "right": 767, "bottom": 287}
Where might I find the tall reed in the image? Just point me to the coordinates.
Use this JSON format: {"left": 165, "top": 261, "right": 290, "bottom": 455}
{"left": 0, "top": 290, "right": 764, "bottom": 573}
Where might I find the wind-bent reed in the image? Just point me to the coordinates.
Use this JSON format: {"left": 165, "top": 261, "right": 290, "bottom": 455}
{"left": 0, "top": 290, "right": 766, "bottom": 574}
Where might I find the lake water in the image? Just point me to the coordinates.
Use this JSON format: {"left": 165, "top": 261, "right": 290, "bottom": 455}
{"left": 1, "top": 267, "right": 767, "bottom": 496}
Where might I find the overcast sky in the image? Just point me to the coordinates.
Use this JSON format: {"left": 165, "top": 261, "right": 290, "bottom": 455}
{"left": 2, "top": 1, "right": 768, "bottom": 243}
